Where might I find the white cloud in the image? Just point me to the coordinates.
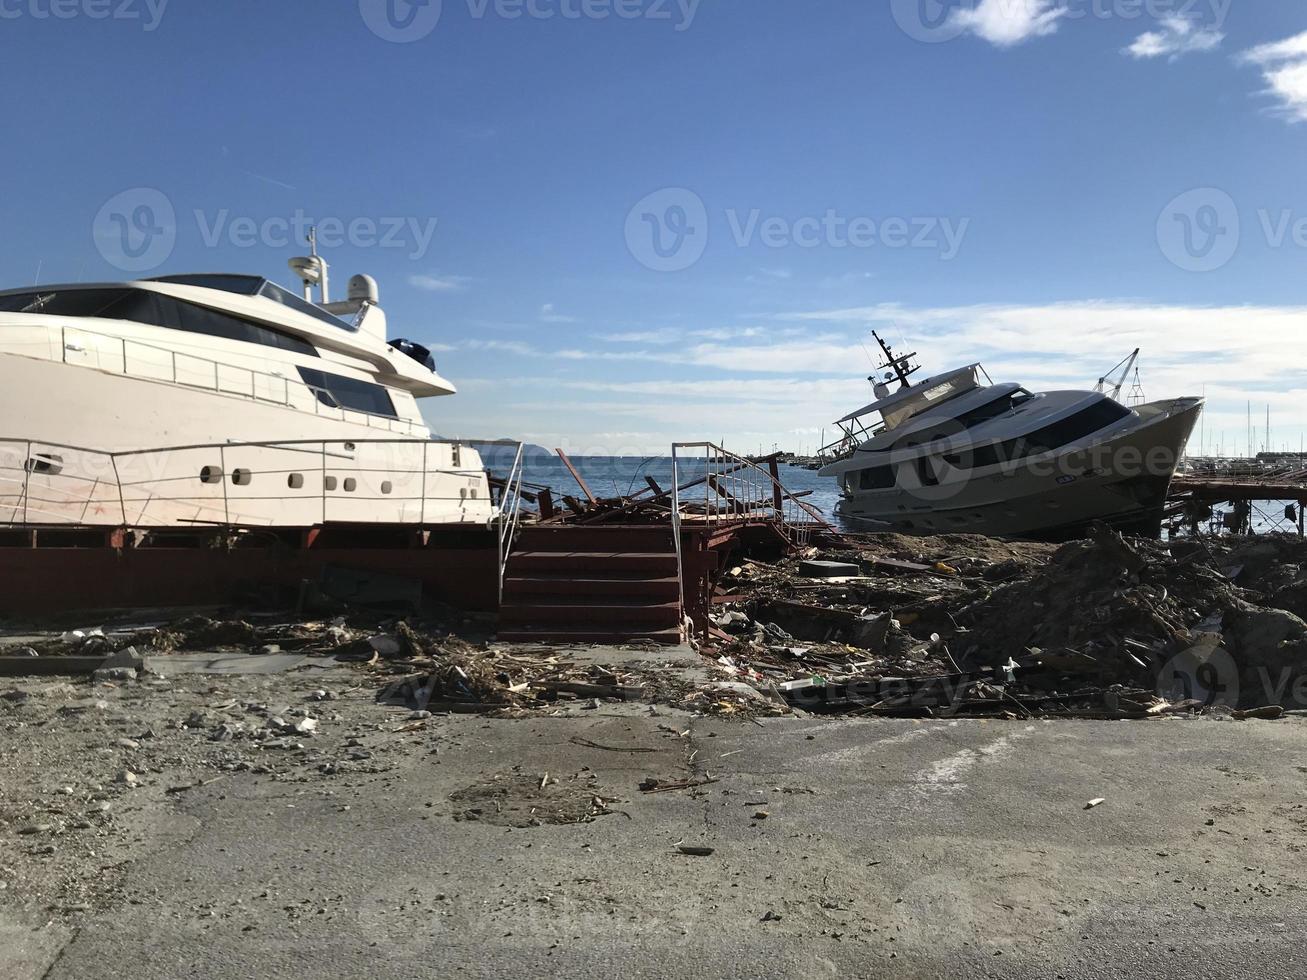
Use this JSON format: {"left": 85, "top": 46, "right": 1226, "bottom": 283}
{"left": 948, "top": 0, "right": 1066, "bottom": 48}
{"left": 1240, "top": 31, "right": 1307, "bottom": 123}
{"left": 462, "top": 339, "right": 538, "bottom": 357}
{"left": 432, "top": 301, "right": 1307, "bottom": 454}
{"left": 1125, "top": 14, "right": 1224, "bottom": 61}
{"left": 408, "top": 274, "right": 471, "bottom": 292}
{"left": 539, "top": 303, "right": 578, "bottom": 324}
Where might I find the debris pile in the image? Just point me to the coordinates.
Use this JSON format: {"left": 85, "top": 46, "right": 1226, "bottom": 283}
{"left": 706, "top": 526, "right": 1307, "bottom": 716}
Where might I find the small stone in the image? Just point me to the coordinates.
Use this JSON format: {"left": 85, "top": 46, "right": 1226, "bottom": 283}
{"left": 33, "top": 844, "right": 56, "bottom": 856}
{"left": 753, "top": 811, "right": 769, "bottom": 820}
{"left": 408, "top": 710, "right": 432, "bottom": 721}
{"left": 116, "top": 738, "right": 140, "bottom": 750}
{"left": 92, "top": 667, "right": 136, "bottom": 683}
{"left": 18, "top": 824, "right": 51, "bottom": 835}
{"left": 117, "top": 771, "right": 139, "bottom": 786}
{"left": 293, "top": 718, "right": 318, "bottom": 735}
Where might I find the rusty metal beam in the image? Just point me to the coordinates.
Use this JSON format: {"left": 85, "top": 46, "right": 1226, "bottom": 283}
{"left": 554, "top": 449, "right": 597, "bottom": 504}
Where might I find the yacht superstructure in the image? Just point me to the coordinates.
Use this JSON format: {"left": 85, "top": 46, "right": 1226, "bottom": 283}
{"left": 818, "top": 334, "right": 1202, "bottom": 540}
{"left": 0, "top": 249, "right": 497, "bottom": 529}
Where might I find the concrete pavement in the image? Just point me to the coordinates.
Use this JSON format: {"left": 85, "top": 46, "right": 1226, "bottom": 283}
{"left": 6, "top": 701, "right": 1306, "bottom": 979}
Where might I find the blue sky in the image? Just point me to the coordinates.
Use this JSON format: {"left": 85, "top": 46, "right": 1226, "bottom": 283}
{"left": 3, "top": 0, "right": 1307, "bottom": 455}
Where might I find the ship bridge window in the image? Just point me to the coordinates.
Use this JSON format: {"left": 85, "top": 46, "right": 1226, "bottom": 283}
{"left": 151, "top": 275, "right": 357, "bottom": 332}
{"left": 945, "top": 400, "right": 1132, "bottom": 470}
{"left": 296, "top": 366, "right": 397, "bottom": 418}
{"left": 890, "top": 390, "right": 1028, "bottom": 450}
{"left": 0, "top": 288, "right": 318, "bottom": 357}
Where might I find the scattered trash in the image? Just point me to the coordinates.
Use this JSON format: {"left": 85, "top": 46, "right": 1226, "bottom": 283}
{"left": 1085, "top": 798, "right": 1106, "bottom": 810}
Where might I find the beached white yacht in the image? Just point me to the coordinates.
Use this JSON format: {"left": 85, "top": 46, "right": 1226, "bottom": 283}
{"left": 0, "top": 244, "right": 499, "bottom": 529}
{"left": 818, "top": 334, "right": 1202, "bottom": 540}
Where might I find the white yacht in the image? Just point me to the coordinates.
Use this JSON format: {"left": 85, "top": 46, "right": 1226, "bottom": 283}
{"left": 818, "top": 334, "right": 1203, "bottom": 540}
{"left": 0, "top": 245, "right": 499, "bottom": 530}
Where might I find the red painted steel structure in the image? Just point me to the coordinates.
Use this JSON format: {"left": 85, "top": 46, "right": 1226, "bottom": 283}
{"left": 0, "top": 524, "right": 502, "bottom": 616}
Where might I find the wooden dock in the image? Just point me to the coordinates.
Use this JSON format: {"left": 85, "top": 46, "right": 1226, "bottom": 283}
{"left": 1166, "top": 466, "right": 1307, "bottom": 535}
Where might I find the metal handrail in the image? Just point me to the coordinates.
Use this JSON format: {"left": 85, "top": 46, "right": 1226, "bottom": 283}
{"left": 496, "top": 441, "right": 527, "bottom": 602}
{"left": 670, "top": 444, "right": 686, "bottom": 630}
{"left": 669, "top": 442, "right": 834, "bottom": 637}
{"left": 25, "top": 322, "right": 426, "bottom": 436}
{"left": 671, "top": 442, "right": 831, "bottom": 535}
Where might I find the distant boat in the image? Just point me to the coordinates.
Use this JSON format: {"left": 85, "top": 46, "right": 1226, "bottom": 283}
{"left": 817, "top": 333, "right": 1202, "bottom": 540}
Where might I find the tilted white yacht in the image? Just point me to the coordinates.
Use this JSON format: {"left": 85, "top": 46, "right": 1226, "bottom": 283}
{"left": 0, "top": 246, "right": 499, "bottom": 530}
{"left": 818, "top": 334, "right": 1203, "bottom": 540}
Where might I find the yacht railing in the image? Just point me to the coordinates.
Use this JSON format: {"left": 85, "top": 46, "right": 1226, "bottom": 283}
{"left": 818, "top": 417, "right": 883, "bottom": 465}
{"left": 0, "top": 436, "right": 524, "bottom": 532}
{"left": 3, "top": 322, "right": 427, "bottom": 437}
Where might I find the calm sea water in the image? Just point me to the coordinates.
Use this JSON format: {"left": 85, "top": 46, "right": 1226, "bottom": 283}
{"left": 476, "top": 447, "right": 1301, "bottom": 537}
{"left": 476, "top": 448, "right": 843, "bottom": 519}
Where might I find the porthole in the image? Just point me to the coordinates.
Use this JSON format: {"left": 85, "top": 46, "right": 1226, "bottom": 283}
{"left": 231, "top": 469, "right": 252, "bottom": 486}
{"left": 343, "top": 478, "right": 357, "bottom": 492}
{"left": 25, "top": 454, "right": 63, "bottom": 476}
{"left": 459, "top": 488, "right": 468, "bottom": 500}
{"left": 470, "top": 488, "right": 478, "bottom": 499}
{"left": 381, "top": 481, "right": 392, "bottom": 495}
{"left": 288, "top": 473, "right": 304, "bottom": 489}
{"left": 200, "top": 466, "right": 223, "bottom": 485}
{"left": 324, "top": 476, "right": 338, "bottom": 491}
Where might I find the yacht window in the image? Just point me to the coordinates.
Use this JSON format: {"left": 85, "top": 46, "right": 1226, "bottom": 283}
{"left": 151, "top": 275, "right": 357, "bottom": 332}
{"left": 857, "top": 465, "right": 896, "bottom": 490}
{"left": 0, "top": 288, "right": 318, "bottom": 357}
{"left": 888, "top": 392, "right": 1018, "bottom": 450}
{"left": 296, "top": 366, "right": 397, "bottom": 418}
{"left": 945, "top": 400, "right": 1132, "bottom": 470}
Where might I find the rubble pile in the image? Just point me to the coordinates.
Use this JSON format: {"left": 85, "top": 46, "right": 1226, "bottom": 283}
{"left": 708, "top": 527, "right": 1307, "bottom": 717}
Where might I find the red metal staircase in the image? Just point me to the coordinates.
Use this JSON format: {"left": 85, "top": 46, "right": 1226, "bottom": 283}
{"left": 497, "top": 525, "right": 685, "bottom": 645}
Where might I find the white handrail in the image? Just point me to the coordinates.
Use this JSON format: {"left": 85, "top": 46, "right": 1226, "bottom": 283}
{"left": 496, "top": 441, "right": 527, "bottom": 602}
{"left": 0, "top": 436, "right": 525, "bottom": 531}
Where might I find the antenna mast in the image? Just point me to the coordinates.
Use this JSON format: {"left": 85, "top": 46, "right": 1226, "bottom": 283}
{"left": 870, "top": 330, "right": 920, "bottom": 390}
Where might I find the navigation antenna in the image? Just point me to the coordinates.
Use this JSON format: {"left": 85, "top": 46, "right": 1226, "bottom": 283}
{"left": 870, "top": 330, "right": 921, "bottom": 391}
{"left": 288, "top": 227, "right": 331, "bottom": 304}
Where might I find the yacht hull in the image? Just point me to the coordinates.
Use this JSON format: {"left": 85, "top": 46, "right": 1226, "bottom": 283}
{"left": 834, "top": 398, "right": 1202, "bottom": 541}
{"left": 0, "top": 355, "right": 496, "bottom": 529}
